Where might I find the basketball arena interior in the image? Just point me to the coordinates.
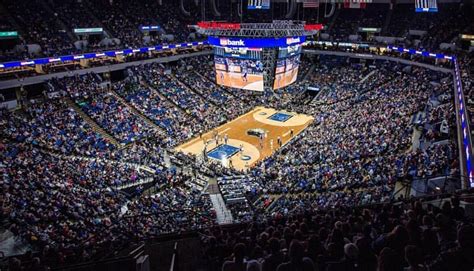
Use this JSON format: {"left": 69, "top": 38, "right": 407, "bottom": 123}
{"left": 0, "top": 0, "right": 473, "bottom": 270}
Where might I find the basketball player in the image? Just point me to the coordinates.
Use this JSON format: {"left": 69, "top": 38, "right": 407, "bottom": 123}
{"left": 241, "top": 60, "right": 248, "bottom": 82}
{"left": 242, "top": 69, "right": 248, "bottom": 82}
{"left": 219, "top": 71, "right": 224, "bottom": 82}
{"left": 203, "top": 145, "right": 208, "bottom": 161}
{"left": 256, "top": 60, "right": 263, "bottom": 72}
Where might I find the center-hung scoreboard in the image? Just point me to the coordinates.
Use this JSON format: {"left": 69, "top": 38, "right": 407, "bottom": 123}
{"left": 209, "top": 36, "right": 304, "bottom": 91}
{"left": 197, "top": 21, "right": 322, "bottom": 92}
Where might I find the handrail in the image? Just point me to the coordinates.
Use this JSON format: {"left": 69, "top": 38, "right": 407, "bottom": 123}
{"left": 453, "top": 58, "right": 474, "bottom": 189}
{"left": 129, "top": 243, "right": 145, "bottom": 257}
{"left": 169, "top": 242, "right": 178, "bottom": 271}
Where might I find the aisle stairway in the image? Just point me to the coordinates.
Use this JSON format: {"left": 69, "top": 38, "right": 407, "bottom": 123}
{"left": 108, "top": 89, "right": 165, "bottom": 134}
{"left": 0, "top": 229, "right": 31, "bottom": 257}
{"left": 309, "top": 86, "right": 328, "bottom": 105}
{"left": 267, "top": 195, "right": 284, "bottom": 213}
{"left": 170, "top": 74, "right": 218, "bottom": 106}
{"left": 209, "top": 194, "right": 234, "bottom": 225}
{"left": 192, "top": 70, "right": 218, "bottom": 87}
{"left": 301, "top": 64, "right": 316, "bottom": 82}
{"left": 382, "top": 7, "right": 394, "bottom": 35}
{"left": 360, "top": 70, "right": 377, "bottom": 83}
{"left": 170, "top": 74, "right": 231, "bottom": 116}
{"left": 65, "top": 97, "right": 119, "bottom": 145}
{"left": 141, "top": 80, "right": 190, "bottom": 116}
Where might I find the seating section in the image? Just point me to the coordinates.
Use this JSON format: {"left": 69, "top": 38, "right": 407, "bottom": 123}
{"left": 125, "top": 186, "right": 216, "bottom": 234}
{"left": 53, "top": 73, "right": 159, "bottom": 144}
{"left": 113, "top": 80, "right": 192, "bottom": 143}
{"left": 76, "top": 91, "right": 157, "bottom": 144}
{"left": 218, "top": 63, "right": 457, "bottom": 220}
{"left": 2, "top": 139, "right": 215, "bottom": 265}
{"left": 3, "top": 0, "right": 76, "bottom": 57}
{"left": 0, "top": 1, "right": 470, "bottom": 65}
{"left": 0, "top": 53, "right": 468, "bottom": 271}
{"left": 201, "top": 193, "right": 471, "bottom": 271}
{"left": 128, "top": 62, "right": 228, "bottom": 134}
{"left": 1, "top": 99, "right": 115, "bottom": 155}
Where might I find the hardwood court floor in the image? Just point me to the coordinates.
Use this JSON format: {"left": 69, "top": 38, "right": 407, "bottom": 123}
{"left": 176, "top": 106, "right": 313, "bottom": 171}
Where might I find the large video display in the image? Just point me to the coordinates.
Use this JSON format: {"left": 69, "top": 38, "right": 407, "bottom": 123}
{"left": 273, "top": 55, "right": 300, "bottom": 90}
{"left": 211, "top": 40, "right": 305, "bottom": 91}
{"left": 273, "top": 45, "right": 301, "bottom": 90}
{"left": 214, "top": 55, "right": 264, "bottom": 92}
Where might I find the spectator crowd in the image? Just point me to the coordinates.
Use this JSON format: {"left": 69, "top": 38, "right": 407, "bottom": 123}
{"left": 0, "top": 52, "right": 469, "bottom": 271}
{"left": 0, "top": 0, "right": 471, "bottom": 65}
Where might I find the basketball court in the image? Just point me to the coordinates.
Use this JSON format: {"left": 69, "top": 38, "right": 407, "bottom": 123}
{"left": 175, "top": 106, "right": 313, "bottom": 170}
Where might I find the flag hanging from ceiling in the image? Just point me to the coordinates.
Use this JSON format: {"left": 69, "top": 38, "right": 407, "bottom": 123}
{"left": 303, "top": 0, "right": 319, "bottom": 8}
{"left": 343, "top": 0, "right": 368, "bottom": 9}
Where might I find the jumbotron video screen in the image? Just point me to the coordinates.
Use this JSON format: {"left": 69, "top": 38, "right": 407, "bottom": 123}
{"left": 214, "top": 47, "right": 265, "bottom": 91}
{"left": 274, "top": 44, "right": 302, "bottom": 90}
{"left": 213, "top": 41, "right": 302, "bottom": 91}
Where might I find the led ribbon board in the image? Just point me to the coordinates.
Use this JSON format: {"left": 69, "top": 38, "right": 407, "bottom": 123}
{"left": 387, "top": 45, "right": 452, "bottom": 60}
{"left": 207, "top": 36, "right": 306, "bottom": 48}
{"left": 386, "top": 45, "right": 474, "bottom": 187}
{"left": 0, "top": 41, "right": 207, "bottom": 69}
